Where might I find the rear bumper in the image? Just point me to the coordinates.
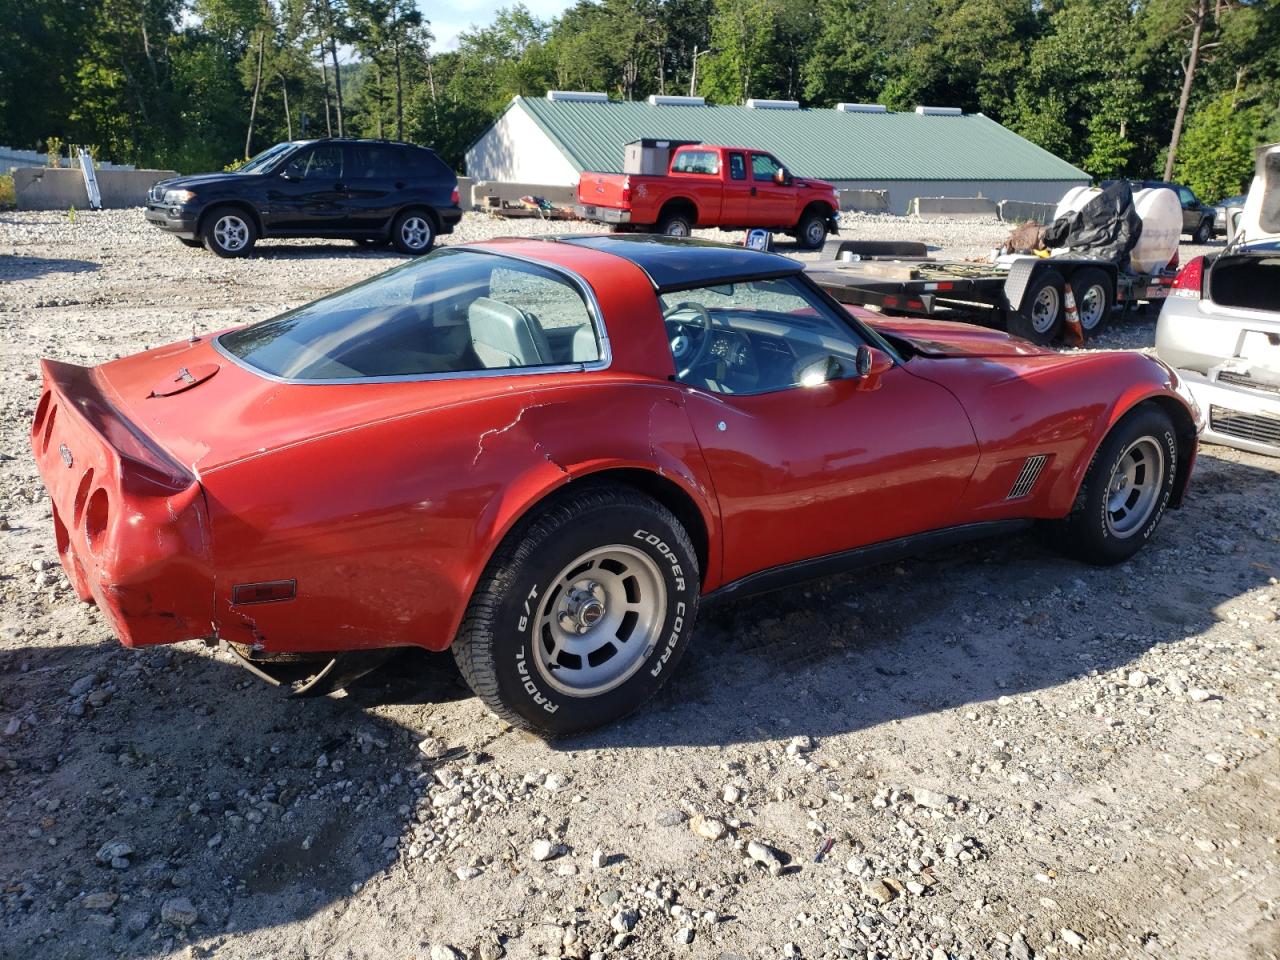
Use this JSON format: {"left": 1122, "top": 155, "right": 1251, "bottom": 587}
{"left": 438, "top": 206, "right": 462, "bottom": 233}
{"left": 30, "top": 360, "right": 215, "bottom": 646}
{"left": 576, "top": 204, "right": 631, "bottom": 224}
{"left": 144, "top": 203, "right": 199, "bottom": 240}
{"left": 1178, "top": 368, "right": 1280, "bottom": 456}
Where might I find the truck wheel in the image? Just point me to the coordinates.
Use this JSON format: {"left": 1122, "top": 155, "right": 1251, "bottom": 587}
{"left": 658, "top": 211, "right": 693, "bottom": 237}
{"left": 1009, "top": 269, "right": 1064, "bottom": 345}
{"left": 1041, "top": 404, "right": 1177, "bottom": 565}
{"left": 202, "top": 206, "right": 257, "bottom": 257}
{"left": 796, "top": 210, "right": 828, "bottom": 250}
{"left": 452, "top": 486, "right": 700, "bottom": 737}
{"left": 1071, "top": 267, "right": 1113, "bottom": 338}
{"left": 1192, "top": 219, "right": 1212, "bottom": 244}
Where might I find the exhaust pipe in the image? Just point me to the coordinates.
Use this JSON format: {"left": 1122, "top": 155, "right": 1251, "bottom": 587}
{"left": 225, "top": 643, "right": 396, "bottom": 697}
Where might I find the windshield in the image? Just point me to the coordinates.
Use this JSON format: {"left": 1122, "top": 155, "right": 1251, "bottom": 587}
{"left": 238, "top": 142, "right": 296, "bottom": 174}
{"left": 218, "top": 249, "right": 603, "bottom": 381}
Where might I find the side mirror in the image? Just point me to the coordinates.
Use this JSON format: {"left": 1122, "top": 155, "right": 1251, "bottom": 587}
{"left": 854, "top": 345, "right": 893, "bottom": 390}
{"left": 774, "top": 167, "right": 790, "bottom": 186}
{"left": 281, "top": 163, "right": 303, "bottom": 181}
{"left": 798, "top": 355, "right": 844, "bottom": 387}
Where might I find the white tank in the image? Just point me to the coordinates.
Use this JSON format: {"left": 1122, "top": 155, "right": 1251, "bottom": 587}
{"left": 1050, "top": 185, "right": 1181, "bottom": 274}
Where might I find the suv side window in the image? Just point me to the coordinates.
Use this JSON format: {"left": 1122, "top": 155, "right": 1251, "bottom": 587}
{"left": 349, "top": 144, "right": 403, "bottom": 179}
{"left": 672, "top": 150, "right": 720, "bottom": 175}
{"left": 291, "top": 144, "right": 343, "bottom": 180}
{"left": 750, "top": 153, "right": 782, "bottom": 181}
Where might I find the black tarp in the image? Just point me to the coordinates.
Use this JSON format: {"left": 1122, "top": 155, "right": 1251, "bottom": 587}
{"left": 1042, "top": 180, "right": 1144, "bottom": 271}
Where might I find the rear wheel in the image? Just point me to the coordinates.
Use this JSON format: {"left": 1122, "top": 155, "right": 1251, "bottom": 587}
{"left": 1009, "top": 269, "right": 1064, "bottom": 345}
{"left": 202, "top": 206, "right": 257, "bottom": 258}
{"left": 1071, "top": 266, "right": 1113, "bottom": 338}
{"left": 796, "top": 209, "right": 828, "bottom": 250}
{"left": 658, "top": 210, "right": 693, "bottom": 237}
{"left": 1042, "top": 405, "right": 1177, "bottom": 565}
{"left": 391, "top": 209, "right": 436, "bottom": 255}
{"left": 452, "top": 487, "right": 700, "bottom": 737}
{"left": 1192, "top": 219, "right": 1212, "bottom": 244}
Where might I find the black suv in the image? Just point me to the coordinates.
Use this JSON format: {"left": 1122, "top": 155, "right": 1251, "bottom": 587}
{"left": 144, "top": 139, "right": 463, "bottom": 257}
{"left": 1104, "top": 179, "right": 1216, "bottom": 243}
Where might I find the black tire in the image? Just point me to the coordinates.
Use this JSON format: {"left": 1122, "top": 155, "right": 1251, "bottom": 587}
{"left": 1070, "top": 266, "right": 1114, "bottom": 339}
{"left": 1008, "top": 269, "right": 1065, "bottom": 345}
{"left": 796, "top": 209, "right": 828, "bottom": 250}
{"left": 452, "top": 486, "right": 700, "bottom": 737}
{"left": 202, "top": 205, "right": 257, "bottom": 258}
{"left": 178, "top": 238, "right": 202, "bottom": 248}
{"left": 391, "top": 208, "right": 436, "bottom": 255}
{"left": 657, "top": 209, "right": 694, "bottom": 238}
{"left": 1042, "top": 404, "right": 1178, "bottom": 566}
{"left": 1192, "top": 219, "right": 1212, "bottom": 244}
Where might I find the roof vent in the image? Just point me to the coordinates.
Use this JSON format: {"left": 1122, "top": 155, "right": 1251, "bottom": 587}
{"left": 647, "top": 95, "right": 706, "bottom": 107}
{"left": 546, "top": 91, "right": 609, "bottom": 103}
{"left": 836, "top": 103, "right": 887, "bottom": 113}
{"left": 745, "top": 98, "right": 800, "bottom": 110}
{"left": 915, "top": 106, "right": 963, "bottom": 116}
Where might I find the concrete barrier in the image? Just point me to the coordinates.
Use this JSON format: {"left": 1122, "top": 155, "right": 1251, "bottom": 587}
{"left": 455, "top": 177, "right": 474, "bottom": 209}
{"left": 998, "top": 199, "right": 1058, "bottom": 224}
{"left": 14, "top": 167, "right": 176, "bottom": 210}
{"left": 471, "top": 180, "right": 577, "bottom": 209}
{"left": 837, "top": 189, "right": 889, "bottom": 214}
{"left": 910, "top": 196, "right": 999, "bottom": 220}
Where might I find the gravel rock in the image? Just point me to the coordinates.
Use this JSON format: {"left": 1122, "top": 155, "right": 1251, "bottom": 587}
{"left": 430, "top": 946, "right": 464, "bottom": 960}
{"left": 160, "top": 896, "right": 198, "bottom": 927}
{"left": 1061, "top": 928, "right": 1086, "bottom": 947}
{"left": 746, "top": 839, "right": 785, "bottom": 876}
{"left": 610, "top": 908, "right": 639, "bottom": 933}
{"left": 530, "top": 839, "right": 561, "bottom": 861}
{"left": 654, "top": 808, "right": 687, "bottom": 827}
{"left": 81, "top": 891, "right": 118, "bottom": 911}
{"left": 689, "top": 814, "right": 728, "bottom": 841}
{"left": 95, "top": 838, "right": 134, "bottom": 866}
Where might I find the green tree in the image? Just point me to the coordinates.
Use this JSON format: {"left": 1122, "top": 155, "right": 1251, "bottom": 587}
{"left": 1174, "top": 92, "right": 1262, "bottom": 200}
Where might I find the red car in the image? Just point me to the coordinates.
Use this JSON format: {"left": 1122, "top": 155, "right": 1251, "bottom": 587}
{"left": 577, "top": 144, "right": 840, "bottom": 248}
{"left": 31, "top": 236, "right": 1200, "bottom": 735}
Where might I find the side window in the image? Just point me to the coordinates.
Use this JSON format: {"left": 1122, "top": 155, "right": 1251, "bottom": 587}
{"left": 350, "top": 145, "right": 402, "bottom": 179}
{"left": 1177, "top": 186, "right": 1196, "bottom": 207}
{"left": 659, "top": 277, "right": 866, "bottom": 395}
{"left": 487, "top": 267, "right": 600, "bottom": 365}
{"left": 672, "top": 150, "right": 720, "bottom": 175}
{"left": 299, "top": 145, "right": 343, "bottom": 180}
{"left": 750, "top": 153, "right": 782, "bottom": 181}
{"left": 728, "top": 153, "right": 746, "bottom": 181}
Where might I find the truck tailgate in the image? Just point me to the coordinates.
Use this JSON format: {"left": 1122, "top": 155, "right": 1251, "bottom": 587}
{"left": 578, "top": 173, "right": 631, "bottom": 209}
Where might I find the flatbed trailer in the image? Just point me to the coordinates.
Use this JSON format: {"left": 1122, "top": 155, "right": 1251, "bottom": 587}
{"left": 807, "top": 240, "right": 1178, "bottom": 345}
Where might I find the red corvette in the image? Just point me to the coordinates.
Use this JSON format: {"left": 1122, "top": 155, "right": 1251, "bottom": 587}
{"left": 31, "top": 236, "right": 1200, "bottom": 735}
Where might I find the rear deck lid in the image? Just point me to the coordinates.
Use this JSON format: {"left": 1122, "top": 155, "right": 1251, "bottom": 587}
{"left": 1237, "top": 142, "right": 1280, "bottom": 245}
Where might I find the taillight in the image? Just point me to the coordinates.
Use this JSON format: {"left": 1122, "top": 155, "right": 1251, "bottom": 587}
{"left": 1171, "top": 255, "right": 1204, "bottom": 299}
{"left": 621, "top": 176, "right": 631, "bottom": 204}
{"left": 450, "top": 187, "right": 459, "bottom": 206}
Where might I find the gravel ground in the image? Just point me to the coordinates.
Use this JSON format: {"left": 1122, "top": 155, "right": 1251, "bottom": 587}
{"left": 0, "top": 210, "right": 1275, "bottom": 960}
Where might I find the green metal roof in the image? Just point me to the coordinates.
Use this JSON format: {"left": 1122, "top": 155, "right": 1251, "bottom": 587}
{"left": 515, "top": 96, "right": 1088, "bottom": 182}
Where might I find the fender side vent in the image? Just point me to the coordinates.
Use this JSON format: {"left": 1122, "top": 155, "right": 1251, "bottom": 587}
{"left": 1007, "top": 455, "right": 1048, "bottom": 499}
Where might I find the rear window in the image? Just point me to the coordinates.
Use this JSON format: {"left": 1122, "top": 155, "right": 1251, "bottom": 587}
{"left": 672, "top": 150, "right": 720, "bottom": 175}
{"left": 218, "top": 250, "right": 602, "bottom": 381}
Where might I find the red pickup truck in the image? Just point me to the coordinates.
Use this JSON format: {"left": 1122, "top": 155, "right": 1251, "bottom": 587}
{"left": 577, "top": 144, "right": 841, "bottom": 249}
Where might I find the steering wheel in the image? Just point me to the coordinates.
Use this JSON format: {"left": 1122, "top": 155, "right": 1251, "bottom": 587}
{"left": 663, "top": 301, "right": 714, "bottom": 379}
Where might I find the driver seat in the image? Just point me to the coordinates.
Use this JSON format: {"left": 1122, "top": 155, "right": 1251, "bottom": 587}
{"left": 468, "top": 297, "right": 552, "bottom": 368}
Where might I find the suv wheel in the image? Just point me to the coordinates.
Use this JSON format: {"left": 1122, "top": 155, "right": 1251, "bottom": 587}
{"left": 452, "top": 486, "right": 700, "bottom": 737}
{"left": 203, "top": 206, "right": 257, "bottom": 258}
{"left": 392, "top": 209, "right": 436, "bottom": 255}
{"left": 1192, "top": 219, "right": 1212, "bottom": 244}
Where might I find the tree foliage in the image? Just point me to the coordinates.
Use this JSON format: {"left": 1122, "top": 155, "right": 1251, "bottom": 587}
{"left": 0, "top": 0, "right": 1273, "bottom": 192}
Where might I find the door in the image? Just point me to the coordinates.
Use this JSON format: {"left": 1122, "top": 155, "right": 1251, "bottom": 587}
{"left": 720, "top": 151, "right": 754, "bottom": 226}
{"left": 1176, "top": 185, "right": 1200, "bottom": 233}
{"left": 264, "top": 143, "right": 350, "bottom": 233}
{"left": 748, "top": 152, "right": 793, "bottom": 226}
{"left": 660, "top": 276, "right": 980, "bottom": 585}
{"left": 342, "top": 142, "right": 405, "bottom": 234}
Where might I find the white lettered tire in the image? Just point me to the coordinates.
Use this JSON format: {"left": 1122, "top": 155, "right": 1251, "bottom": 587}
{"left": 453, "top": 486, "right": 700, "bottom": 736}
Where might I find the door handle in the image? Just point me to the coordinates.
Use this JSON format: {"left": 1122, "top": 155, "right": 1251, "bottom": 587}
{"left": 750, "top": 187, "right": 757, "bottom": 197}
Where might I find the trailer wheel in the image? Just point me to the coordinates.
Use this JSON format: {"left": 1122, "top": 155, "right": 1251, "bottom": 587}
{"left": 1071, "top": 267, "right": 1113, "bottom": 338}
{"left": 1009, "top": 269, "right": 1065, "bottom": 345}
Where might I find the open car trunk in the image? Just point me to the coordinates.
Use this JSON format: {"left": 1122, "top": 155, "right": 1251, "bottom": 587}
{"left": 1209, "top": 251, "right": 1280, "bottom": 312}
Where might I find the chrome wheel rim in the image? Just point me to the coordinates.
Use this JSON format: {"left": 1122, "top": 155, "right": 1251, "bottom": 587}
{"left": 532, "top": 545, "right": 666, "bottom": 698}
{"left": 665, "top": 221, "right": 689, "bottom": 237}
{"left": 1079, "top": 283, "right": 1106, "bottom": 330}
{"left": 401, "top": 216, "right": 432, "bottom": 249}
{"left": 1105, "top": 436, "right": 1165, "bottom": 538}
{"left": 214, "top": 215, "right": 249, "bottom": 251}
{"left": 1031, "top": 285, "right": 1061, "bottom": 333}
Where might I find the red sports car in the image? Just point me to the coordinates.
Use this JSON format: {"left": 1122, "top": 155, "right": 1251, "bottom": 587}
{"left": 31, "top": 236, "right": 1200, "bottom": 735}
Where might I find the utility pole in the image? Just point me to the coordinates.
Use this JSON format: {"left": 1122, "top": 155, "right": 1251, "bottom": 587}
{"left": 1164, "top": 0, "right": 1207, "bottom": 182}
{"left": 690, "top": 47, "right": 712, "bottom": 98}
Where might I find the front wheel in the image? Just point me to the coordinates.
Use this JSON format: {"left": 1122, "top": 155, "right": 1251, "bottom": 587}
{"left": 1042, "top": 405, "right": 1177, "bottom": 565}
{"left": 796, "top": 210, "right": 828, "bottom": 250}
{"left": 452, "top": 487, "right": 700, "bottom": 737}
{"left": 391, "top": 209, "right": 436, "bottom": 255}
{"left": 1192, "top": 219, "right": 1212, "bottom": 244}
{"left": 202, "top": 206, "right": 257, "bottom": 257}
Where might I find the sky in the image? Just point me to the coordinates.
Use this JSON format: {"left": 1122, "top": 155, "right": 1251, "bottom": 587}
{"left": 426, "top": 0, "right": 576, "bottom": 51}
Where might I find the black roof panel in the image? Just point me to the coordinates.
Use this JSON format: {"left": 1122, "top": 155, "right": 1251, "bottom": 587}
{"left": 554, "top": 234, "right": 803, "bottom": 289}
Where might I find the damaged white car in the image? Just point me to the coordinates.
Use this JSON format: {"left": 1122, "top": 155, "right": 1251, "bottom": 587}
{"left": 1156, "top": 142, "right": 1280, "bottom": 456}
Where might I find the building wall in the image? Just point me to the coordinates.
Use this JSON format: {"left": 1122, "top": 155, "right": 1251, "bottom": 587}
{"left": 465, "top": 105, "right": 580, "bottom": 186}
{"left": 829, "top": 179, "right": 1086, "bottom": 215}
